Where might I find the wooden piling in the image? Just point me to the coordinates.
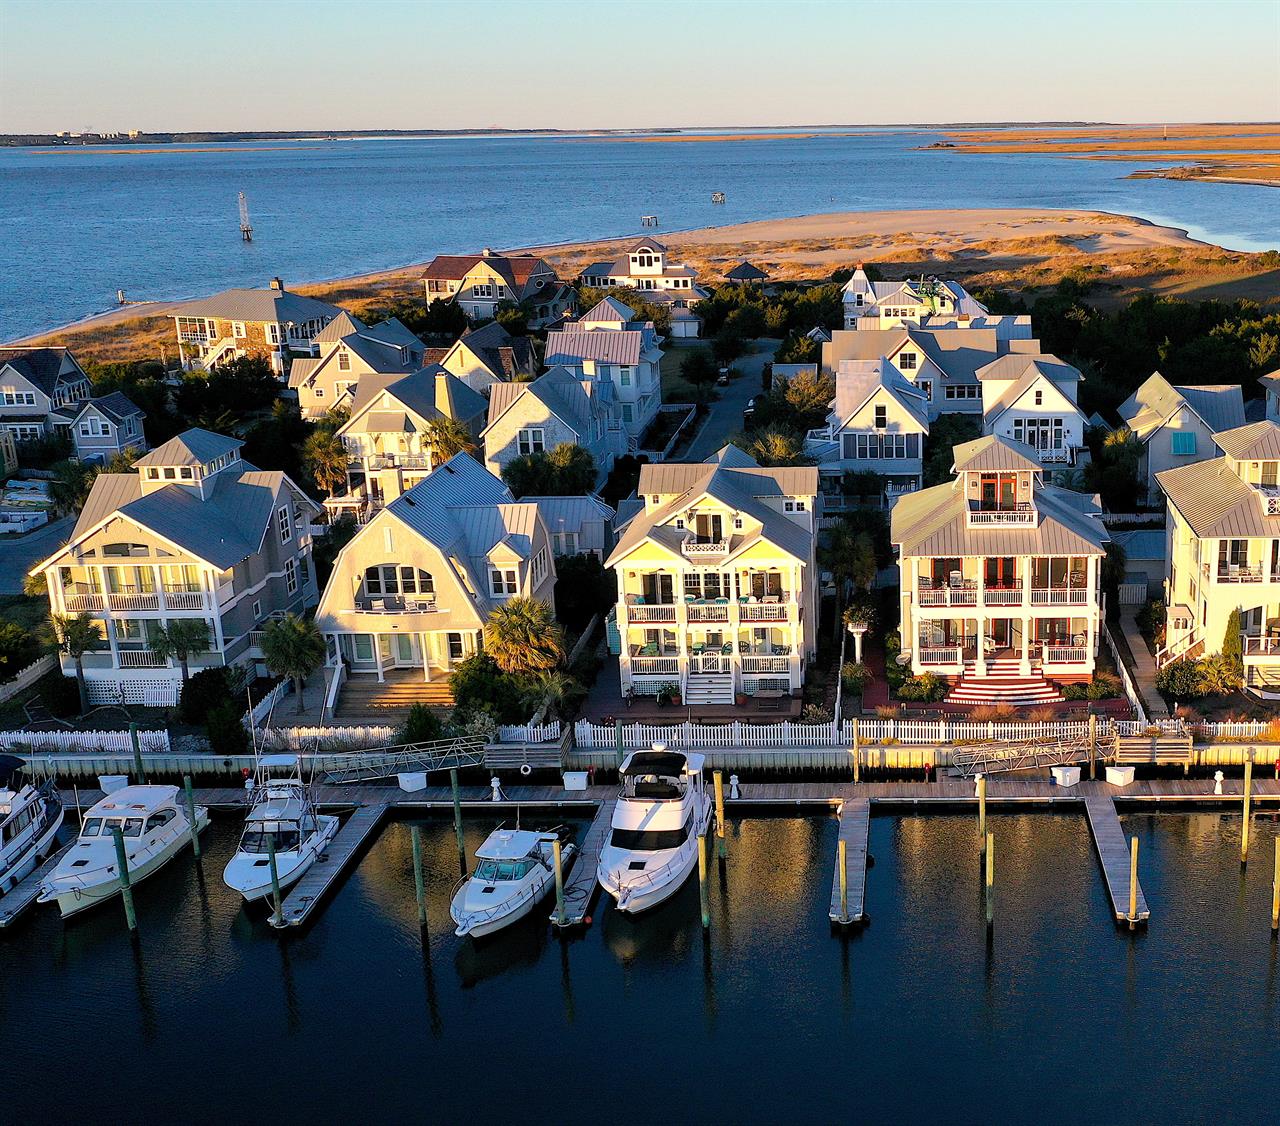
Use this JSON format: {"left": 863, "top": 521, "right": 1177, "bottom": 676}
{"left": 266, "top": 832, "right": 284, "bottom": 927}
{"left": 713, "top": 771, "right": 726, "bottom": 859}
{"left": 449, "top": 768, "right": 466, "bottom": 876}
{"left": 1241, "top": 756, "right": 1253, "bottom": 866}
{"left": 551, "top": 838, "right": 567, "bottom": 925}
{"left": 111, "top": 826, "right": 137, "bottom": 931}
{"left": 978, "top": 774, "right": 987, "bottom": 854}
{"left": 410, "top": 824, "right": 428, "bottom": 929}
{"left": 697, "top": 832, "right": 710, "bottom": 929}
{"left": 614, "top": 718, "right": 625, "bottom": 769}
{"left": 1271, "top": 838, "right": 1279, "bottom": 934}
{"left": 838, "top": 837, "right": 848, "bottom": 922}
{"left": 984, "top": 831, "right": 994, "bottom": 928}
{"left": 1088, "top": 713, "right": 1097, "bottom": 780}
{"left": 1128, "top": 835, "right": 1139, "bottom": 930}
{"left": 129, "top": 722, "right": 146, "bottom": 784}
{"left": 183, "top": 775, "right": 200, "bottom": 859}
{"left": 852, "top": 717, "right": 860, "bottom": 784}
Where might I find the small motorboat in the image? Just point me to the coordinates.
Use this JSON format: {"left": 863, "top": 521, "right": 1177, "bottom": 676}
{"left": 223, "top": 754, "right": 339, "bottom": 903}
{"left": 597, "top": 745, "right": 711, "bottom": 915}
{"left": 0, "top": 755, "right": 64, "bottom": 895}
{"left": 450, "top": 826, "right": 575, "bottom": 938}
{"left": 38, "top": 785, "right": 207, "bottom": 918}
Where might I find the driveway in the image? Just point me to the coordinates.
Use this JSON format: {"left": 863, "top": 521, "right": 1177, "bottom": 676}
{"left": 684, "top": 338, "right": 779, "bottom": 461}
{"left": 0, "top": 516, "right": 73, "bottom": 593}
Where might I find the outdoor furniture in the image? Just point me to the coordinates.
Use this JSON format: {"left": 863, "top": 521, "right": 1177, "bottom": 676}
{"left": 756, "top": 690, "right": 784, "bottom": 711}
{"left": 692, "top": 643, "right": 704, "bottom": 656}
{"left": 721, "top": 643, "right": 733, "bottom": 655}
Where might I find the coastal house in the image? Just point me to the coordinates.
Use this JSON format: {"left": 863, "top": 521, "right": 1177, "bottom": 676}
{"left": 605, "top": 446, "right": 820, "bottom": 707}
{"left": 1155, "top": 420, "right": 1280, "bottom": 694}
{"left": 31, "top": 428, "right": 320, "bottom": 705}
{"left": 423, "top": 321, "right": 538, "bottom": 397}
{"left": 1117, "top": 372, "right": 1246, "bottom": 505}
{"left": 977, "top": 353, "right": 1086, "bottom": 467}
{"left": 546, "top": 297, "right": 664, "bottom": 437}
{"left": 0, "top": 346, "right": 91, "bottom": 446}
{"left": 315, "top": 453, "right": 558, "bottom": 700}
{"left": 803, "top": 358, "right": 929, "bottom": 511}
{"left": 168, "top": 278, "right": 343, "bottom": 376}
{"left": 580, "top": 239, "right": 709, "bottom": 335}
{"left": 840, "top": 266, "right": 990, "bottom": 330}
{"left": 325, "top": 366, "right": 488, "bottom": 523}
{"left": 71, "top": 392, "right": 147, "bottom": 464}
{"left": 288, "top": 312, "right": 424, "bottom": 419}
{"left": 892, "top": 435, "right": 1108, "bottom": 703}
{"left": 421, "top": 250, "right": 575, "bottom": 327}
{"left": 822, "top": 326, "right": 1040, "bottom": 421}
{"left": 523, "top": 494, "right": 616, "bottom": 559}
{"left": 482, "top": 367, "right": 626, "bottom": 489}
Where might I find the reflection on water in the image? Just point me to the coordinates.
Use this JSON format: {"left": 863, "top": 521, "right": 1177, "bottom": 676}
{"left": 1, "top": 811, "right": 1276, "bottom": 1123}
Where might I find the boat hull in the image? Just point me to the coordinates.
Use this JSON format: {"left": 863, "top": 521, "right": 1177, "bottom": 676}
{"left": 602, "top": 843, "right": 699, "bottom": 915}
{"left": 0, "top": 804, "right": 64, "bottom": 896}
{"left": 223, "top": 815, "right": 340, "bottom": 902}
{"left": 451, "top": 843, "right": 576, "bottom": 938}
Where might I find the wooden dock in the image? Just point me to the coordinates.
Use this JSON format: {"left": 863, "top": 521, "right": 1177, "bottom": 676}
{"left": 1084, "top": 796, "right": 1150, "bottom": 924}
{"left": 551, "top": 799, "right": 614, "bottom": 928}
{"left": 0, "top": 842, "right": 73, "bottom": 929}
{"left": 272, "top": 801, "right": 391, "bottom": 929}
{"left": 829, "top": 797, "right": 870, "bottom": 925}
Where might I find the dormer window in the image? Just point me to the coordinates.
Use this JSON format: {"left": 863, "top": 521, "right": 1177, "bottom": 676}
{"left": 490, "top": 568, "right": 517, "bottom": 596}
{"left": 180, "top": 467, "right": 193, "bottom": 480}
{"left": 147, "top": 467, "right": 160, "bottom": 480}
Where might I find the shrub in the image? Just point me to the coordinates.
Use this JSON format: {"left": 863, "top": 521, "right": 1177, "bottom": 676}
{"left": 0, "top": 622, "right": 38, "bottom": 674}
{"left": 1087, "top": 672, "right": 1123, "bottom": 700}
{"left": 1062, "top": 682, "right": 1091, "bottom": 701}
{"left": 1156, "top": 657, "right": 1202, "bottom": 699}
{"left": 1136, "top": 598, "right": 1166, "bottom": 647}
{"left": 1025, "top": 706, "right": 1059, "bottom": 722}
{"left": 553, "top": 554, "right": 616, "bottom": 634}
{"left": 801, "top": 704, "right": 832, "bottom": 724}
{"left": 840, "top": 662, "right": 867, "bottom": 695}
{"left": 39, "top": 672, "right": 81, "bottom": 718}
{"left": 179, "top": 667, "right": 233, "bottom": 725}
{"left": 970, "top": 703, "right": 1017, "bottom": 722}
{"left": 206, "top": 700, "right": 249, "bottom": 756}
{"left": 450, "top": 653, "right": 529, "bottom": 724}
{"left": 875, "top": 705, "right": 902, "bottom": 719}
{"left": 896, "top": 673, "right": 946, "bottom": 703}
{"left": 400, "top": 702, "right": 445, "bottom": 745}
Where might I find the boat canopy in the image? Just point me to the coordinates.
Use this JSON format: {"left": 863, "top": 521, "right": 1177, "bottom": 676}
{"left": 259, "top": 754, "right": 299, "bottom": 771}
{"left": 475, "top": 829, "right": 546, "bottom": 860}
{"left": 620, "top": 750, "right": 688, "bottom": 778}
{"left": 246, "top": 796, "right": 307, "bottom": 822}
{"left": 88, "top": 785, "right": 179, "bottom": 816}
{"left": 0, "top": 754, "right": 27, "bottom": 790}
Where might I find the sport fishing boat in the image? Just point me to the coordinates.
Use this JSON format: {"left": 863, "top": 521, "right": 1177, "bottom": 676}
{"left": 597, "top": 746, "right": 711, "bottom": 915}
{"left": 0, "top": 755, "right": 64, "bottom": 895}
{"left": 38, "top": 785, "right": 208, "bottom": 918}
{"left": 222, "top": 754, "right": 339, "bottom": 903}
{"left": 450, "top": 825, "right": 575, "bottom": 939}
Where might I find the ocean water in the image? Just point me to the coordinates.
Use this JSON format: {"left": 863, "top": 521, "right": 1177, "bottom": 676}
{"left": 1, "top": 810, "right": 1276, "bottom": 1124}
{"left": 1, "top": 129, "right": 1277, "bottom": 340}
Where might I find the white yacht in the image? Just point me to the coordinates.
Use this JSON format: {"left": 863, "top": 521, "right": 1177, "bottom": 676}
{"left": 38, "top": 785, "right": 208, "bottom": 918}
{"left": 451, "top": 826, "right": 576, "bottom": 939}
{"left": 0, "top": 756, "right": 64, "bottom": 894}
{"left": 597, "top": 746, "right": 712, "bottom": 915}
{"left": 222, "top": 754, "right": 339, "bottom": 903}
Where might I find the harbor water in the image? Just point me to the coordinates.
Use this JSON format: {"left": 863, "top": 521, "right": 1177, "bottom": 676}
{"left": 3, "top": 810, "right": 1277, "bottom": 1124}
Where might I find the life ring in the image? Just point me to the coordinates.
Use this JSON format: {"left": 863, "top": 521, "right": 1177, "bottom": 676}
{"left": 519, "top": 763, "right": 532, "bottom": 777}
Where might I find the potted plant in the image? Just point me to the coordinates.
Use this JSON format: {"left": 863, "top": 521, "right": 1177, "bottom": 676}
{"left": 735, "top": 692, "right": 747, "bottom": 706}
{"left": 656, "top": 681, "right": 679, "bottom": 707}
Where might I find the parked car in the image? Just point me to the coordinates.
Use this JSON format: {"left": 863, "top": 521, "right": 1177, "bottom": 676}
{"left": 743, "top": 397, "right": 758, "bottom": 429}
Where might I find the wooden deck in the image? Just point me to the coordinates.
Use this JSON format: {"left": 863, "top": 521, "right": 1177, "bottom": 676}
{"left": 0, "top": 841, "right": 74, "bottom": 929}
{"left": 829, "top": 798, "right": 870, "bottom": 925}
{"left": 272, "top": 801, "right": 392, "bottom": 929}
{"left": 551, "top": 799, "right": 615, "bottom": 928}
{"left": 1084, "top": 796, "right": 1150, "bottom": 924}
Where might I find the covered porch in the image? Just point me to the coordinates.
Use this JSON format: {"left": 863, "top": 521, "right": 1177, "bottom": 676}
{"left": 914, "top": 615, "right": 1095, "bottom": 676}
{"left": 329, "top": 627, "right": 479, "bottom": 684}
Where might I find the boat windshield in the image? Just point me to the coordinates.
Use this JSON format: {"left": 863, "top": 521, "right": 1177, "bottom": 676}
{"left": 473, "top": 858, "right": 537, "bottom": 881}
{"left": 609, "top": 822, "right": 689, "bottom": 851}
{"left": 239, "top": 828, "right": 302, "bottom": 854}
{"left": 81, "top": 816, "right": 143, "bottom": 838}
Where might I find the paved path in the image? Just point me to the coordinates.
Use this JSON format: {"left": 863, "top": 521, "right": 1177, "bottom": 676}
{"left": 684, "top": 338, "right": 779, "bottom": 460}
{"left": 0, "top": 516, "right": 73, "bottom": 594}
{"left": 1117, "top": 609, "right": 1169, "bottom": 718}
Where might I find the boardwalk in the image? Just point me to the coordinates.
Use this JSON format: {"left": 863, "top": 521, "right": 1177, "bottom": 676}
{"left": 1084, "top": 796, "right": 1150, "bottom": 924}
{"left": 829, "top": 797, "right": 870, "bottom": 924}
{"left": 272, "top": 801, "right": 391, "bottom": 929}
{"left": 0, "top": 842, "right": 73, "bottom": 929}
{"left": 550, "top": 799, "right": 615, "bottom": 927}
{"left": 1118, "top": 608, "right": 1169, "bottom": 719}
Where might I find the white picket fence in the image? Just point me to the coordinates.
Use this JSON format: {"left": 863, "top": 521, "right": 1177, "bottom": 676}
{"left": 0, "top": 728, "right": 172, "bottom": 753}
{"left": 497, "top": 722, "right": 562, "bottom": 744}
{"left": 846, "top": 718, "right": 1095, "bottom": 744}
{"left": 243, "top": 679, "right": 292, "bottom": 728}
{"left": 255, "top": 725, "right": 397, "bottom": 751}
{"left": 575, "top": 719, "right": 842, "bottom": 749}
{"left": 0, "top": 654, "right": 57, "bottom": 704}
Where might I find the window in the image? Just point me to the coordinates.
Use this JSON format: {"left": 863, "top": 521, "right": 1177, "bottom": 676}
{"left": 619, "top": 367, "right": 632, "bottom": 387}
{"left": 622, "top": 404, "right": 634, "bottom": 423}
{"left": 277, "top": 506, "right": 292, "bottom": 545}
{"left": 532, "top": 548, "right": 549, "bottom": 584}
{"left": 1034, "top": 389, "right": 1043, "bottom": 406}
{"left": 916, "top": 380, "right": 931, "bottom": 401}
{"left": 1, "top": 391, "right": 37, "bottom": 406}
{"left": 1171, "top": 431, "right": 1197, "bottom": 456}
{"left": 284, "top": 558, "right": 298, "bottom": 595}
{"left": 849, "top": 433, "right": 919, "bottom": 460}
{"left": 252, "top": 599, "right": 262, "bottom": 620}
{"left": 473, "top": 284, "right": 493, "bottom": 299}
{"left": 733, "top": 517, "right": 744, "bottom": 530}
{"left": 874, "top": 405, "right": 887, "bottom": 429}
{"left": 490, "top": 568, "right": 517, "bottom": 596}
{"left": 314, "top": 387, "right": 325, "bottom": 398}
{"left": 552, "top": 531, "right": 578, "bottom": 556}
{"left": 897, "top": 352, "right": 917, "bottom": 370}
{"left": 944, "top": 385, "right": 980, "bottom": 400}
{"left": 232, "top": 322, "right": 246, "bottom": 339}
{"left": 517, "top": 428, "right": 545, "bottom": 456}
{"left": 448, "top": 633, "right": 465, "bottom": 660}
{"left": 855, "top": 293, "right": 864, "bottom": 307}
{"left": 784, "top": 499, "right": 807, "bottom": 512}
{"left": 363, "top": 565, "right": 434, "bottom": 596}
{"left": 338, "top": 350, "right": 350, "bottom": 371}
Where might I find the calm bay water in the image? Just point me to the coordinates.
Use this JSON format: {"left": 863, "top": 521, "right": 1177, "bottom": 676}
{"left": 2, "top": 810, "right": 1276, "bottom": 1124}
{"left": 2, "top": 129, "right": 1278, "bottom": 340}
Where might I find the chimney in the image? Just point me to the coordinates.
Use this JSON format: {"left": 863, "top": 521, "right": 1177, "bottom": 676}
{"left": 270, "top": 276, "right": 284, "bottom": 291}
{"left": 481, "top": 247, "right": 494, "bottom": 258}
{"left": 958, "top": 313, "right": 971, "bottom": 324}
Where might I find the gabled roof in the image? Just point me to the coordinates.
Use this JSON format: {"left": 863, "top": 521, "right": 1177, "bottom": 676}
{"left": 823, "top": 327, "right": 1005, "bottom": 383}
{"left": 1210, "top": 420, "right": 1280, "bottom": 461}
{"left": 445, "top": 321, "right": 538, "bottom": 380}
{"left": 1259, "top": 370, "right": 1280, "bottom": 398}
{"left": 420, "top": 253, "right": 554, "bottom": 299}
{"left": 0, "top": 347, "right": 85, "bottom": 396}
{"left": 627, "top": 238, "right": 667, "bottom": 252}
{"left": 1117, "top": 372, "right": 1246, "bottom": 441}
{"left": 581, "top": 296, "right": 635, "bottom": 323}
{"left": 725, "top": 260, "right": 768, "bottom": 282}
{"left": 168, "top": 286, "right": 342, "bottom": 324}
{"left": 979, "top": 355, "right": 1086, "bottom": 424}
{"left": 523, "top": 494, "right": 615, "bottom": 533}
{"left": 483, "top": 367, "right": 601, "bottom": 439}
{"left": 136, "top": 428, "right": 241, "bottom": 467}
{"left": 314, "top": 310, "right": 366, "bottom": 342}
{"left": 545, "top": 328, "right": 644, "bottom": 366}
{"left": 833, "top": 358, "right": 929, "bottom": 430}
{"left": 75, "top": 391, "right": 144, "bottom": 425}
{"left": 951, "top": 434, "right": 1043, "bottom": 473}
{"left": 343, "top": 366, "right": 486, "bottom": 433}
{"left": 1156, "top": 456, "right": 1274, "bottom": 538}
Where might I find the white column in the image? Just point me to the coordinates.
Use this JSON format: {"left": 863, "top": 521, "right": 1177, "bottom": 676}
{"left": 975, "top": 612, "right": 986, "bottom": 676}
{"left": 1020, "top": 615, "right": 1032, "bottom": 675}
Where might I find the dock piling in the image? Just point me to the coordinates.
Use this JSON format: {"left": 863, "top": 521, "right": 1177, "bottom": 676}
{"left": 1088, "top": 713, "right": 1097, "bottom": 780}
{"left": 1127, "top": 835, "right": 1140, "bottom": 930}
{"left": 978, "top": 774, "right": 987, "bottom": 855}
{"left": 713, "top": 771, "right": 726, "bottom": 859}
{"left": 1242, "top": 756, "right": 1253, "bottom": 866}
{"left": 984, "top": 831, "right": 994, "bottom": 929}
{"left": 852, "top": 717, "right": 860, "bottom": 784}
{"left": 1271, "top": 838, "right": 1279, "bottom": 934}
{"left": 838, "top": 838, "right": 848, "bottom": 922}
{"left": 553, "top": 838, "right": 566, "bottom": 926}
{"left": 129, "top": 722, "right": 146, "bottom": 784}
{"left": 410, "top": 824, "right": 428, "bottom": 929}
{"left": 111, "top": 826, "right": 137, "bottom": 932}
{"left": 183, "top": 775, "right": 200, "bottom": 859}
{"left": 614, "top": 719, "right": 625, "bottom": 769}
{"left": 698, "top": 832, "right": 710, "bottom": 929}
{"left": 267, "top": 832, "right": 284, "bottom": 927}
{"left": 449, "top": 768, "right": 466, "bottom": 876}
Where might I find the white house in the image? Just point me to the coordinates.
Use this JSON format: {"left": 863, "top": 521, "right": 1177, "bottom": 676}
{"left": 0, "top": 347, "right": 92, "bottom": 445}
{"left": 841, "top": 267, "right": 991, "bottom": 331}
{"left": 580, "top": 239, "right": 709, "bottom": 308}
{"left": 423, "top": 321, "right": 538, "bottom": 397}
{"left": 1117, "top": 372, "right": 1246, "bottom": 504}
{"left": 977, "top": 353, "right": 1086, "bottom": 466}
{"left": 288, "top": 312, "right": 424, "bottom": 419}
{"left": 803, "top": 357, "right": 929, "bottom": 511}
{"left": 545, "top": 298, "right": 664, "bottom": 437}
{"left": 483, "top": 367, "right": 626, "bottom": 489}
{"left": 1261, "top": 371, "right": 1280, "bottom": 422}
{"left": 71, "top": 393, "right": 147, "bottom": 464}
{"left": 421, "top": 251, "right": 575, "bottom": 326}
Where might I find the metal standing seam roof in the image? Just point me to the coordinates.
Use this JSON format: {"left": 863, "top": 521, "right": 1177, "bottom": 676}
{"left": 581, "top": 296, "right": 635, "bottom": 323}
{"left": 545, "top": 329, "right": 644, "bottom": 366}
{"left": 951, "top": 434, "right": 1044, "bottom": 473}
{"left": 1156, "top": 457, "right": 1279, "bottom": 538}
{"left": 522, "top": 494, "right": 616, "bottom": 533}
{"left": 135, "top": 428, "right": 242, "bottom": 467}
{"left": 1211, "top": 420, "right": 1280, "bottom": 460}
{"left": 167, "top": 287, "right": 342, "bottom": 324}
{"left": 832, "top": 359, "right": 930, "bottom": 430}
{"left": 1118, "top": 372, "right": 1246, "bottom": 441}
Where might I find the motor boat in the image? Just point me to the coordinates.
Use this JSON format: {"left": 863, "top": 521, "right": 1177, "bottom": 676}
{"left": 222, "top": 754, "right": 339, "bottom": 903}
{"left": 450, "top": 825, "right": 575, "bottom": 938}
{"left": 597, "top": 745, "right": 711, "bottom": 915}
{"left": 0, "top": 755, "right": 64, "bottom": 895}
{"left": 38, "top": 784, "right": 207, "bottom": 918}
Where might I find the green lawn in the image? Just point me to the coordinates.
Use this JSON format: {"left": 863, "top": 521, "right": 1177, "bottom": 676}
{"left": 659, "top": 341, "right": 711, "bottom": 401}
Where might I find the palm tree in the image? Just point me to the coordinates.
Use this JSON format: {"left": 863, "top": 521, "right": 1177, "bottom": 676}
{"left": 424, "top": 416, "right": 478, "bottom": 463}
{"left": 484, "top": 597, "right": 565, "bottom": 675}
{"left": 49, "top": 459, "right": 96, "bottom": 515}
{"left": 820, "top": 522, "right": 877, "bottom": 643}
{"left": 526, "top": 669, "right": 573, "bottom": 720}
{"left": 149, "top": 619, "right": 211, "bottom": 684}
{"left": 303, "top": 428, "right": 350, "bottom": 496}
{"left": 52, "top": 612, "right": 101, "bottom": 713}
{"left": 260, "top": 613, "right": 327, "bottom": 714}
{"left": 736, "top": 428, "right": 811, "bottom": 467}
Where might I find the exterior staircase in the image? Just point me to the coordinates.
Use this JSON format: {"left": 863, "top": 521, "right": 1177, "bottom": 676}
{"left": 684, "top": 674, "right": 735, "bottom": 706}
{"left": 946, "top": 658, "right": 1064, "bottom": 706}
{"left": 333, "top": 671, "right": 454, "bottom": 723}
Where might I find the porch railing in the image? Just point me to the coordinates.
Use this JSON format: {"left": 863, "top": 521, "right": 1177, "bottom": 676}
{"left": 1043, "top": 645, "right": 1089, "bottom": 665}
{"left": 118, "top": 650, "right": 167, "bottom": 668}
{"left": 630, "top": 656, "right": 679, "bottom": 675}
{"left": 740, "top": 601, "right": 788, "bottom": 621}
{"left": 690, "top": 654, "right": 731, "bottom": 674}
{"left": 680, "top": 538, "right": 730, "bottom": 561}
{"left": 1031, "top": 587, "right": 1088, "bottom": 605}
{"left": 687, "top": 603, "right": 730, "bottom": 622}
{"left": 107, "top": 591, "right": 160, "bottom": 611}
{"left": 919, "top": 646, "right": 962, "bottom": 666}
{"left": 1242, "top": 634, "right": 1280, "bottom": 657}
{"left": 65, "top": 593, "right": 104, "bottom": 612}
{"left": 983, "top": 587, "right": 1023, "bottom": 605}
{"left": 627, "top": 603, "right": 677, "bottom": 622}
{"left": 967, "top": 506, "right": 1036, "bottom": 527}
{"left": 918, "top": 582, "right": 977, "bottom": 607}
{"left": 741, "top": 655, "right": 789, "bottom": 673}
{"left": 163, "top": 589, "right": 206, "bottom": 610}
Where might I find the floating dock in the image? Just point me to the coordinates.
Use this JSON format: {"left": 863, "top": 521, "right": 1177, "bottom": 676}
{"left": 0, "top": 842, "right": 74, "bottom": 929}
{"left": 1084, "top": 796, "right": 1150, "bottom": 924}
{"left": 551, "top": 799, "right": 614, "bottom": 928}
{"left": 272, "top": 801, "right": 391, "bottom": 929}
{"left": 829, "top": 797, "right": 870, "bottom": 925}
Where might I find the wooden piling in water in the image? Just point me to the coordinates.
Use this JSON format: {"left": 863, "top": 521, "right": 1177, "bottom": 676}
{"left": 698, "top": 833, "right": 710, "bottom": 929}
{"left": 411, "top": 824, "right": 427, "bottom": 929}
{"left": 130, "top": 722, "right": 146, "bottom": 784}
{"left": 984, "top": 831, "right": 994, "bottom": 929}
{"left": 450, "top": 768, "right": 465, "bottom": 876}
{"left": 838, "top": 838, "right": 848, "bottom": 921}
{"left": 978, "top": 775, "right": 987, "bottom": 854}
{"left": 183, "top": 775, "right": 200, "bottom": 859}
{"left": 552, "top": 838, "right": 566, "bottom": 926}
{"left": 713, "top": 771, "right": 726, "bottom": 859}
{"left": 1241, "top": 757, "right": 1253, "bottom": 866}
{"left": 1128, "top": 835, "right": 1139, "bottom": 931}
{"left": 267, "top": 832, "right": 283, "bottom": 927}
{"left": 852, "top": 717, "right": 860, "bottom": 784}
{"left": 111, "top": 826, "right": 137, "bottom": 931}
{"left": 1271, "top": 838, "right": 1279, "bottom": 934}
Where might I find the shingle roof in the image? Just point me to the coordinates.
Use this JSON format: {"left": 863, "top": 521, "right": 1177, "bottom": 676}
{"left": 168, "top": 286, "right": 342, "bottom": 324}
{"left": 1118, "top": 372, "right": 1246, "bottom": 441}
{"left": 546, "top": 329, "right": 643, "bottom": 366}
{"left": 452, "top": 322, "right": 537, "bottom": 380}
{"left": 420, "top": 253, "right": 554, "bottom": 299}
{"left": 1208, "top": 420, "right": 1280, "bottom": 461}
{"left": 135, "top": 428, "right": 241, "bottom": 467}
{"left": 979, "top": 355, "right": 1086, "bottom": 424}
{"left": 76, "top": 391, "right": 143, "bottom": 425}
{"left": 951, "top": 434, "right": 1043, "bottom": 473}
{"left": 1156, "top": 457, "right": 1274, "bottom": 538}
{"left": 725, "top": 261, "right": 768, "bottom": 282}
{"left": 0, "top": 347, "right": 84, "bottom": 397}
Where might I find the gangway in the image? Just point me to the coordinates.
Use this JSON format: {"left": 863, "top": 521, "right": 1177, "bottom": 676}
{"left": 951, "top": 737, "right": 1091, "bottom": 778}
{"left": 318, "top": 736, "right": 488, "bottom": 784}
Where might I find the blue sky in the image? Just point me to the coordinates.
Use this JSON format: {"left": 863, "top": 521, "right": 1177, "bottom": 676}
{"left": 2, "top": 0, "right": 1277, "bottom": 132}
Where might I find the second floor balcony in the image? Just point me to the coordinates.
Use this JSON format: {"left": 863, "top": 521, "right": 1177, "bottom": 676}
{"left": 966, "top": 502, "right": 1036, "bottom": 528}
{"left": 680, "top": 537, "right": 730, "bottom": 562}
